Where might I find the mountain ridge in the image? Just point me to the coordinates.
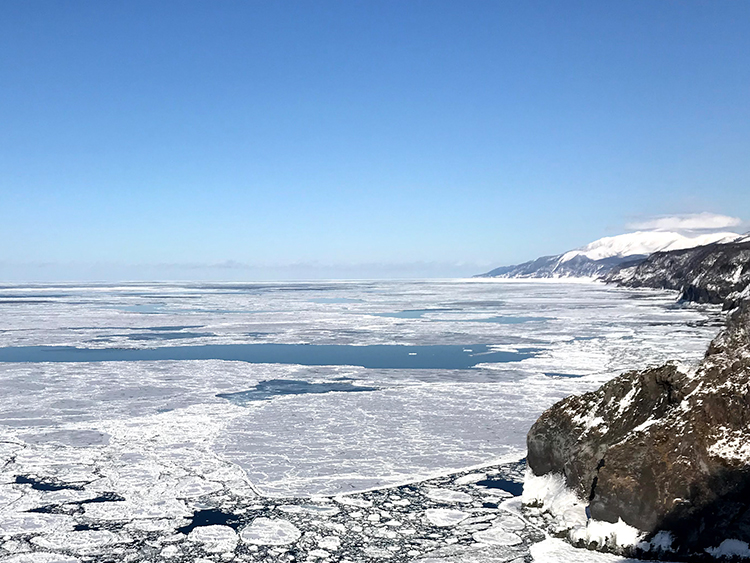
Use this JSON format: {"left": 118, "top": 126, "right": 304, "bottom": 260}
{"left": 479, "top": 231, "right": 742, "bottom": 279}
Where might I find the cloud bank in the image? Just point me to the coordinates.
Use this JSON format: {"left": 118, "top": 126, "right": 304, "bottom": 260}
{"left": 627, "top": 212, "right": 742, "bottom": 232}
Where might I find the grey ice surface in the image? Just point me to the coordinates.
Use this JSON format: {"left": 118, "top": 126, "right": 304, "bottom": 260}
{"left": 0, "top": 280, "right": 723, "bottom": 561}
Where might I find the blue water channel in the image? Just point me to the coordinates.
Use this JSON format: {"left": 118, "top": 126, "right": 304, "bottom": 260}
{"left": 0, "top": 343, "right": 536, "bottom": 369}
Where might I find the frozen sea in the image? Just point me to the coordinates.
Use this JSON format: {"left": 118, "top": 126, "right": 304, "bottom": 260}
{"left": 0, "top": 280, "right": 722, "bottom": 562}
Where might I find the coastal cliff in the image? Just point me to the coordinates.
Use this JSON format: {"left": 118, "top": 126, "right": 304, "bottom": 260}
{"left": 604, "top": 237, "right": 750, "bottom": 307}
{"left": 525, "top": 243, "right": 750, "bottom": 559}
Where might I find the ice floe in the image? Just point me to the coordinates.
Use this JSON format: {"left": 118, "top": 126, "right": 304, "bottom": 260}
{"left": 187, "top": 524, "right": 238, "bottom": 553}
{"left": 424, "top": 488, "right": 473, "bottom": 504}
{"left": 424, "top": 509, "right": 470, "bottom": 527}
{"left": 239, "top": 518, "right": 302, "bottom": 545}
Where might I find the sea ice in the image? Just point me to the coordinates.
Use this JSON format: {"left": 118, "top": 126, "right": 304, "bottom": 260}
{"left": 424, "top": 509, "right": 470, "bottom": 527}
{"left": 0, "top": 554, "right": 80, "bottom": 563}
{"left": 424, "top": 488, "right": 474, "bottom": 504}
{"left": 0, "top": 514, "right": 74, "bottom": 536}
{"left": 30, "top": 530, "right": 121, "bottom": 554}
{"left": 187, "top": 525, "right": 238, "bottom": 553}
{"left": 318, "top": 535, "right": 341, "bottom": 551}
{"left": 0, "top": 280, "right": 727, "bottom": 562}
{"left": 472, "top": 526, "right": 523, "bottom": 546}
{"left": 453, "top": 472, "right": 486, "bottom": 485}
{"left": 334, "top": 495, "right": 373, "bottom": 508}
{"left": 239, "top": 517, "right": 301, "bottom": 545}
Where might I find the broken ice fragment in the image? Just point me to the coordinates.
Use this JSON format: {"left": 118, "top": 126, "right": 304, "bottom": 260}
{"left": 424, "top": 509, "right": 470, "bottom": 527}
{"left": 239, "top": 518, "right": 301, "bottom": 546}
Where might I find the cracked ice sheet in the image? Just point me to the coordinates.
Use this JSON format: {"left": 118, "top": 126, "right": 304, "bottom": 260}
{"left": 0, "top": 281, "right": 721, "bottom": 355}
{"left": 0, "top": 400, "right": 255, "bottom": 538}
{"left": 0, "top": 281, "right": 726, "bottom": 507}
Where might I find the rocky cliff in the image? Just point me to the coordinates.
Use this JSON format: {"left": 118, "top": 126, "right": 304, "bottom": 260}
{"left": 526, "top": 297, "right": 750, "bottom": 557}
{"left": 605, "top": 237, "right": 750, "bottom": 308}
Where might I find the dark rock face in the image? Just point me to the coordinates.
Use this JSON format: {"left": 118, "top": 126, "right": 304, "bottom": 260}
{"left": 527, "top": 300, "right": 750, "bottom": 554}
{"left": 605, "top": 238, "right": 750, "bottom": 307}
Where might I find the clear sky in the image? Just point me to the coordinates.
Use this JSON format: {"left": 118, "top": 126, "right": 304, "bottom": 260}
{"left": 1, "top": 1, "right": 749, "bottom": 280}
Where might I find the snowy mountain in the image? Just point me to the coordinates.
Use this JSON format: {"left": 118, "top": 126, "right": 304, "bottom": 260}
{"left": 478, "top": 231, "right": 742, "bottom": 279}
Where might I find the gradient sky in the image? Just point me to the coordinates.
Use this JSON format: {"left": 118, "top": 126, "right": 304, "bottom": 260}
{"left": 1, "top": 1, "right": 749, "bottom": 280}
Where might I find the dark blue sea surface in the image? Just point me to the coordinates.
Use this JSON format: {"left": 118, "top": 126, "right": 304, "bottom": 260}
{"left": 0, "top": 343, "right": 536, "bottom": 369}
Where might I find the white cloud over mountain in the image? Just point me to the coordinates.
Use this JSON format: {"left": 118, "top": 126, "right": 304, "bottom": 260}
{"left": 627, "top": 213, "right": 742, "bottom": 232}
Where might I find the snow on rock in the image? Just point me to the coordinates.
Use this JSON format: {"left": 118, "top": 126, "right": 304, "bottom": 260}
{"left": 525, "top": 298, "right": 750, "bottom": 557}
{"left": 521, "top": 471, "right": 587, "bottom": 534}
{"left": 705, "top": 539, "right": 750, "bottom": 558}
{"left": 239, "top": 517, "right": 302, "bottom": 546}
{"left": 529, "top": 538, "right": 646, "bottom": 562}
{"left": 569, "top": 518, "right": 643, "bottom": 551}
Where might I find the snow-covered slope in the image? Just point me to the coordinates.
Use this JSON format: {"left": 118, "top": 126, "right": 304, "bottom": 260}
{"left": 479, "top": 231, "right": 742, "bottom": 279}
{"left": 559, "top": 231, "right": 741, "bottom": 263}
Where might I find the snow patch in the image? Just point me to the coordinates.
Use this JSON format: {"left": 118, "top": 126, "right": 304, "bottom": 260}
{"left": 570, "top": 518, "right": 643, "bottom": 550}
{"left": 706, "top": 539, "right": 750, "bottom": 558}
{"left": 571, "top": 410, "right": 607, "bottom": 433}
{"left": 707, "top": 429, "right": 750, "bottom": 462}
{"left": 521, "top": 470, "right": 588, "bottom": 531}
{"left": 522, "top": 469, "right": 644, "bottom": 551}
{"left": 530, "top": 537, "right": 647, "bottom": 562}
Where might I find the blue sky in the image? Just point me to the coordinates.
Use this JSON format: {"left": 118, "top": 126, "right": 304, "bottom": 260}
{"left": 1, "top": 1, "right": 749, "bottom": 280}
